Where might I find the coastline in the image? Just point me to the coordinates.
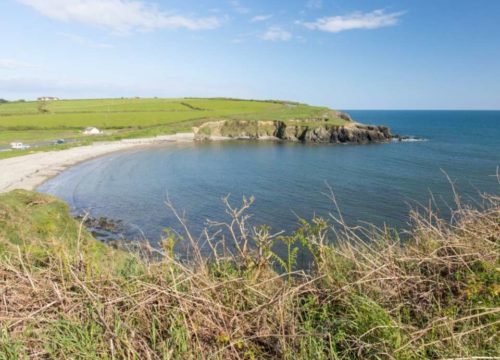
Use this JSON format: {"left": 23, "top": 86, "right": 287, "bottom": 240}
{"left": 0, "top": 133, "right": 194, "bottom": 193}
{"left": 0, "top": 123, "right": 400, "bottom": 194}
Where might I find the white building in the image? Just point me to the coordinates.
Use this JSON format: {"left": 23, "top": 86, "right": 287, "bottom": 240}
{"left": 37, "top": 96, "right": 60, "bottom": 101}
{"left": 83, "top": 127, "right": 101, "bottom": 135}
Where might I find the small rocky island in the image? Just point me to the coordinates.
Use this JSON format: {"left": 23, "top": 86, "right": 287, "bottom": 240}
{"left": 193, "top": 110, "right": 400, "bottom": 144}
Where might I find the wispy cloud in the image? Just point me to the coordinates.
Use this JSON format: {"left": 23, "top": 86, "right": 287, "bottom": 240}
{"left": 228, "top": 0, "right": 250, "bottom": 14}
{"left": 0, "top": 59, "right": 37, "bottom": 70}
{"left": 0, "top": 77, "right": 117, "bottom": 92}
{"left": 0, "top": 76, "right": 255, "bottom": 100}
{"left": 301, "top": 9, "right": 405, "bottom": 33}
{"left": 261, "top": 27, "right": 292, "bottom": 42}
{"left": 59, "top": 33, "right": 113, "bottom": 48}
{"left": 17, "top": 0, "right": 221, "bottom": 33}
{"left": 306, "top": 0, "right": 322, "bottom": 9}
{"left": 250, "top": 14, "right": 272, "bottom": 23}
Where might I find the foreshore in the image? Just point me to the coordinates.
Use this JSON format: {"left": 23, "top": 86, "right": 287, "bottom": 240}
{"left": 0, "top": 133, "right": 194, "bottom": 193}
{"left": 0, "top": 123, "right": 403, "bottom": 194}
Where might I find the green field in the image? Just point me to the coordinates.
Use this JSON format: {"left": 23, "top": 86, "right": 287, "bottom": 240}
{"left": 0, "top": 98, "right": 346, "bottom": 156}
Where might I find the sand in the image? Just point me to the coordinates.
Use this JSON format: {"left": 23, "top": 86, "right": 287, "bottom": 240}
{"left": 0, "top": 133, "right": 194, "bottom": 193}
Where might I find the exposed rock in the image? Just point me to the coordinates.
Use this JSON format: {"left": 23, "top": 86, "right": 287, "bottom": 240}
{"left": 75, "top": 214, "right": 124, "bottom": 241}
{"left": 337, "top": 111, "right": 353, "bottom": 122}
{"left": 194, "top": 120, "right": 395, "bottom": 144}
{"left": 391, "top": 134, "right": 425, "bottom": 142}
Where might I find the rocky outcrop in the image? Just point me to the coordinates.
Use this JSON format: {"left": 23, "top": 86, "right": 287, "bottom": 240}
{"left": 193, "top": 120, "right": 394, "bottom": 144}
{"left": 337, "top": 111, "right": 353, "bottom": 122}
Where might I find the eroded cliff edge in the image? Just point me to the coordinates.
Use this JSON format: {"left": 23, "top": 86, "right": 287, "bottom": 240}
{"left": 193, "top": 119, "right": 395, "bottom": 144}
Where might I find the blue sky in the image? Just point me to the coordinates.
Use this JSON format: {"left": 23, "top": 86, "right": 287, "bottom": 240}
{"left": 1, "top": 0, "right": 499, "bottom": 109}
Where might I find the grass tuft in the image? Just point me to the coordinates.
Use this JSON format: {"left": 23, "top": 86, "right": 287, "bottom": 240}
{"left": 0, "top": 188, "right": 498, "bottom": 359}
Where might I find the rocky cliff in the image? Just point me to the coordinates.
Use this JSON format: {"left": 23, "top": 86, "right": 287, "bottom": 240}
{"left": 193, "top": 120, "right": 394, "bottom": 144}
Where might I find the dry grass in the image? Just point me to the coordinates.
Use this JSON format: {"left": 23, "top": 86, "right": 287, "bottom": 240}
{"left": 0, "top": 188, "right": 498, "bottom": 359}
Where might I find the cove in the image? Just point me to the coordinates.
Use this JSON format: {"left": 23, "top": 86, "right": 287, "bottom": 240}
{"left": 38, "top": 111, "right": 500, "bottom": 250}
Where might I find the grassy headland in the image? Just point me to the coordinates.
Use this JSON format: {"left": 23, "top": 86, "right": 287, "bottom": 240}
{"left": 0, "top": 98, "right": 347, "bottom": 158}
{"left": 0, "top": 189, "right": 498, "bottom": 359}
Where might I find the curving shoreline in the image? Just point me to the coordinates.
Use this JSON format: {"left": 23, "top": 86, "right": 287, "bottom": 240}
{"left": 0, "top": 123, "right": 402, "bottom": 194}
{"left": 0, "top": 133, "right": 194, "bottom": 193}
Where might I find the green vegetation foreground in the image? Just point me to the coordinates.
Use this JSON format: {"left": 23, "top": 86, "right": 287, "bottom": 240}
{"left": 0, "top": 189, "right": 499, "bottom": 359}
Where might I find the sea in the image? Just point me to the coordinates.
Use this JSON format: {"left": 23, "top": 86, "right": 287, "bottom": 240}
{"left": 38, "top": 111, "right": 500, "bottom": 255}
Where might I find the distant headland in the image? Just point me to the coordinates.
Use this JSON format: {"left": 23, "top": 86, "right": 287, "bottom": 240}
{"left": 0, "top": 97, "right": 400, "bottom": 192}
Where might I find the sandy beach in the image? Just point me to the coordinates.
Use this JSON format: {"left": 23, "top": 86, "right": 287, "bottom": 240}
{"left": 0, "top": 133, "right": 194, "bottom": 193}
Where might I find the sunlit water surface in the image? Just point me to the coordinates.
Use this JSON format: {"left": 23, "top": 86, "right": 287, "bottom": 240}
{"left": 39, "top": 111, "right": 500, "bottom": 257}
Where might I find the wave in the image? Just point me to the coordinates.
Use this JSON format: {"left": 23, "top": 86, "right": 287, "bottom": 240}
{"left": 393, "top": 136, "right": 428, "bottom": 143}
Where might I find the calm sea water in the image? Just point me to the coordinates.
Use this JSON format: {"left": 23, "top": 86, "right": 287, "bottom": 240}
{"left": 39, "top": 111, "right": 500, "bottom": 249}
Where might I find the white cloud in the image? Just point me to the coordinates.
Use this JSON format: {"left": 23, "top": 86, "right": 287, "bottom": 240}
{"left": 228, "top": 0, "right": 250, "bottom": 14}
{"left": 17, "top": 0, "right": 221, "bottom": 32}
{"left": 306, "top": 0, "right": 322, "bottom": 9}
{"left": 250, "top": 14, "right": 272, "bottom": 23}
{"left": 0, "top": 76, "right": 174, "bottom": 98}
{"left": 302, "top": 9, "right": 405, "bottom": 33}
{"left": 0, "top": 77, "right": 115, "bottom": 92}
{"left": 261, "top": 27, "right": 292, "bottom": 42}
{"left": 0, "top": 76, "right": 255, "bottom": 100}
{"left": 0, "top": 59, "right": 37, "bottom": 70}
{"left": 59, "top": 33, "right": 113, "bottom": 48}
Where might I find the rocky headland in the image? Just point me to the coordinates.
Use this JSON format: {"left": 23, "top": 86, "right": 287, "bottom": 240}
{"left": 193, "top": 113, "right": 399, "bottom": 144}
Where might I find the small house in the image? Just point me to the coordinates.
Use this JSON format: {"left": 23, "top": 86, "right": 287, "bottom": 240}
{"left": 37, "top": 96, "right": 60, "bottom": 101}
{"left": 83, "top": 127, "right": 101, "bottom": 135}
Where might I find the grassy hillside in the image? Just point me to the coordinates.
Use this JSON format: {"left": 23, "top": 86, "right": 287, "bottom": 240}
{"left": 0, "top": 98, "right": 346, "bottom": 156}
{"left": 0, "top": 190, "right": 136, "bottom": 273}
{"left": 0, "top": 190, "right": 498, "bottom": 359}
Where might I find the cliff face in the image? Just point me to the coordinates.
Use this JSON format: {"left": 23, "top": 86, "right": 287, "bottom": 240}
{"left": 193, "top": 120, "right": 394, "bottom": 144}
